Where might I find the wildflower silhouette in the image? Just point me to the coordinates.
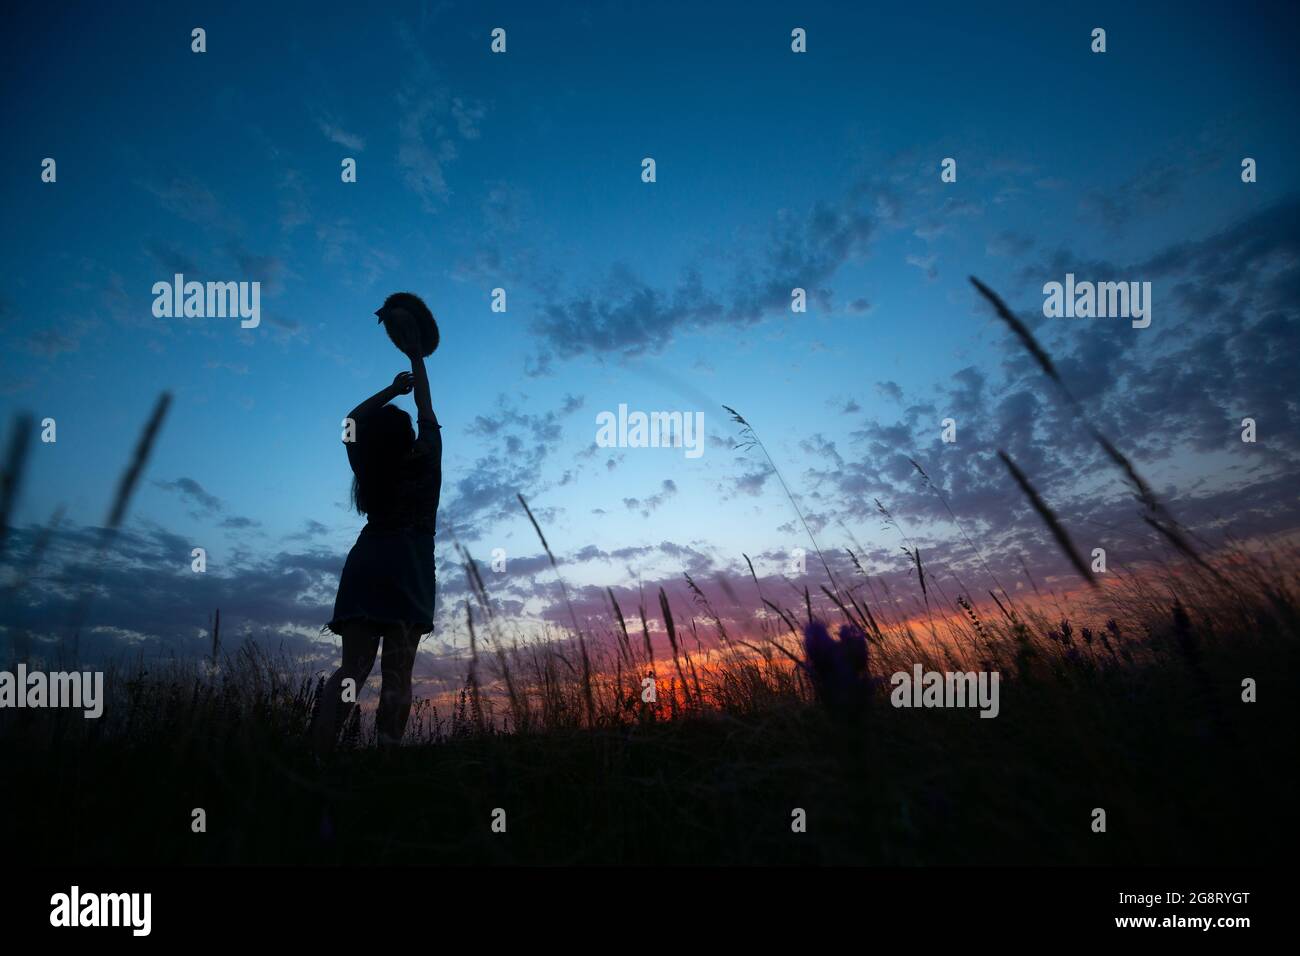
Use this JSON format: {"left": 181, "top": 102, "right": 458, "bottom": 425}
{"left": 802, "top": 619, "right": 869, "bottom": 717}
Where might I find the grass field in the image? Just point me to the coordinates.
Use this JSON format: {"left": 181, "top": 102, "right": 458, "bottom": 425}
{"left": 3, "top": 544, "right": 1295, "bottom": 865}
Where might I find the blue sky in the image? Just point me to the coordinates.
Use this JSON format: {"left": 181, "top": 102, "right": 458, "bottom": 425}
{"left": 2, "top": 0, "right": 1298, "bottom": 670}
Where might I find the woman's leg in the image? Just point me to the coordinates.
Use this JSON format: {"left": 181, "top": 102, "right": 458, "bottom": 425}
{"left": 376, "top": 624, "right": 421, "bottom": 746}
{"left": 312, "top": 624, "right": 380, "bottom": 757}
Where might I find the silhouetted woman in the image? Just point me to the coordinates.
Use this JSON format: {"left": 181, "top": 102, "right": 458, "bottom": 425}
{"left": 313, "top": 299, "right": 441, "bottom": 754}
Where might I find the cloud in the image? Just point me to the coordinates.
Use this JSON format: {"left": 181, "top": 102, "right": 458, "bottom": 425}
{"left": 397, "top": 100, "right": 458, "bottom": 205}
{"left": 986, "top": 230, "right": 1035, "bottom": 258}
{"left": 313, "top": 218, "right": 401, "bottom": 290}
{"left": 138, "top": 175, "right": 238, "bottom": 232}
{"left": 136, "top": 174, "right": 285, "bottom": 300}
{"left": 227, "top": 241, "right": 285, "bottom": 291}
{"left": 875, "top": 381, "right": 904, "bottom": 402}
{"left": 913, "top": 195, "right": 983, "bottom": 240}
{"left": 154, "top": 477, "right": 223, "bottom": 514}
{"left": 23, "top": 326, "right": 86, "bottom": 358}
{"left": 316, "top": 116, "right": 365, "bottom": 152}
{"left": 392, "top": 26, "right": 487, "bottom": 209}
{"left": 451, "top": 97, "right": 485, "bottom": 140}
{"left": 1076, "top": 141, "right": 1221, "bottom": 232}
{"left": 154, "top": 478, "right": 260, "bottom": 529}
{"left": 528, "top": 189, "right": 878, "bottom": 361}
{"left": 906, "top": 253, "right": 938, "bottom": 280}
{"left": 796, "top": 197, "right": 1300, "bottom": 568}
{"left": 440, "top": 394, "right": 578, "bottom": 542}
{"left": 277, "top": 168, "right": 311, "bottom": 233}
{"left": 286, "top": 519, "right": 330, "bottom": 541}
{"left": 0, "top": 521, "right": 349, "bottom": 670}
{"left": 731, "top": 467, "right": 772, "bottom": 498}
{"left": 531, "top": 265, "right": 724, "bottom": 361}
{"left": 1078, "top": 163, "right": 1181, "bottom": 230}
{"left": 146, "top": 240, "right": 199, "bottom": 275}
{"left": 623, "top": 479, "right": 678, "bottom": 517}
{"left": 219, "top": 516, "right": 261, "bottom": 530}
{"left": 482, "top": 181, "right": 525, "bottom": 233}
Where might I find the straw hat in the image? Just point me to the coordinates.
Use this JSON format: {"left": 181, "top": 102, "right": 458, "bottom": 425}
{"left": 375, "top": 292, "right": 439, "bottom": 357}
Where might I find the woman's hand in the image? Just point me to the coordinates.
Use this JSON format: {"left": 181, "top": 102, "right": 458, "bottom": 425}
{"left": 348, "top": 374, "right": 412, "bottom": 426}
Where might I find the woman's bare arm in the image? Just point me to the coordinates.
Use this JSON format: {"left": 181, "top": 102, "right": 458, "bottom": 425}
{"left": 347, "top": 372, "right": 413, "bottom": 425}
{"left": 385, "top": 308, "right": 435, "bottom": 424}
{"left": 409, "top": 354, "right": 435, "bottom": 424}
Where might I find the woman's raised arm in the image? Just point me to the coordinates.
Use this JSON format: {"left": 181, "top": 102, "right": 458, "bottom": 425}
{"left": 409, "top": 355, "right": 435, "bottom": 425}
{"left": 346, "top": 372, "right": 413, "bottom": 426}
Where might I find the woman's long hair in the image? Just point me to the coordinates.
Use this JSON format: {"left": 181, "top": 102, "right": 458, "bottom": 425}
{"left": 350, "top": 405, "right": 415, "bottom": 515}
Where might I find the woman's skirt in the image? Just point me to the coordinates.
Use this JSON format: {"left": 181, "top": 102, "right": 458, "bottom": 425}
{"left": 326, "top": 524, "right": 436, "bottom": 636}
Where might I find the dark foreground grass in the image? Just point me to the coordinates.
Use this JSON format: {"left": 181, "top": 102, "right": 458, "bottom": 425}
{"left": 4, "top": 595, "right": 1294, "bottom": 865}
